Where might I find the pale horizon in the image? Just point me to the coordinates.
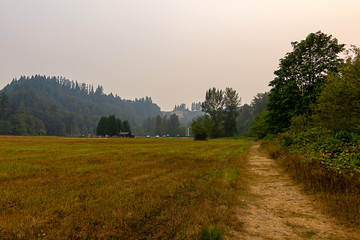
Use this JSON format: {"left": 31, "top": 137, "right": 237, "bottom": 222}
{"left": 1, "top": 0, "right": 359, "bottom": 111}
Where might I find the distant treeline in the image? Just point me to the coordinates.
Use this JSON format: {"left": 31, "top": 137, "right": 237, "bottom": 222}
{"left": 0, "top": 75, "right": 161, "bottom": 136}
{"left": 172, "top": 102, "right": 201, "bottom": 112}
{"left": 236, "top": 93, "right": 268, "bottom": 136}
{"left": 0, "top": 74, "right": 269, "bottom": 137}
{"left": 142, "top": 114, "right": 186, "bottom": 136}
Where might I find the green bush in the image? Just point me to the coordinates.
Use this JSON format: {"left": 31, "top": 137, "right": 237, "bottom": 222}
{"left": 276, "top": 128, "right": 360, "bottom": 175}
{"left": 199, "top": 226, "right": 224, "bottom": 240}
{"left": 191, "top": 116, "right": 214, "bottom": 141}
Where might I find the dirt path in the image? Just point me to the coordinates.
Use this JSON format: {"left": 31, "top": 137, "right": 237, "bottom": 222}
{"left": 233, "top": 143, "right": 358, "bottom": 240}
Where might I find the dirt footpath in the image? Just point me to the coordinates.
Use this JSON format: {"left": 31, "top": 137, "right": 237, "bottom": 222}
{"left": 234, "top": 143, "right": 359, "bottom": 240}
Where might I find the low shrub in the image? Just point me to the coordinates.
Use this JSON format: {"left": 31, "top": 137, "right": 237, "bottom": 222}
{"left": 277, "top": 129, "right": 360, "bottom": 176}
{"left": 263, "top": 129, "right": 360, "bottom": 225}
{"left": 199, "top": 226, "right": 224, "bottom": 240}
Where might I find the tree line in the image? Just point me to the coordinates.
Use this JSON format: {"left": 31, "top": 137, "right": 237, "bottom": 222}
{"left": 191, "top": 102, "right": 202, "bottom": 111}
{"left": 142, "top": 113, "right": 185, "bottom": 137}
{"left": 4, "top": 31, "right": 352, "bottom": 139}
{"left": 190, "top": 31, "right": 359, "bottom": 141}
{"left": 0, "top": 75, "right": 161, "bottom": 136}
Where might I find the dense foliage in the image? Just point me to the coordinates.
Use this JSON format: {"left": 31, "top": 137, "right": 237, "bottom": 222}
{"left": 0, "top": 75, "right": 161, "bottom": 136}
{"left": 277, "top": 128, "right": 360, "bottom": 175}
{"left": 275, "top": 47, "right": 360, "bottom": 176}
{"left": 191, "top": 115, "right": 214, "bottom": 140}
{"left": 237, "top": 92, "right": 268, "bottom": 136}
{"left": 315, "top": 47, "right": 360, "bottom": 134}
{"left": 255, "top": 33, "right": 360, "bottom": 175}
{"left": 267, "top": 31, "right": 345, "bottom": 133}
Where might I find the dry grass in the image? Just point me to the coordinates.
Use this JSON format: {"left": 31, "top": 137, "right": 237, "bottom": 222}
{"left": 260, "top": 141, "right": 360, "bottom": 226}
{"left": 0, "top": 136, "right": 252, "bottom": 239}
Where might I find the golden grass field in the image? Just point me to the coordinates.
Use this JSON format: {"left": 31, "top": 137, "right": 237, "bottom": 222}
{"left": 0, "top": 136, "right": 252, "bottom": 239}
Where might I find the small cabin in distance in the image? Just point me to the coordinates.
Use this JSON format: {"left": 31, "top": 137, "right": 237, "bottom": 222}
{"left": 119, "top": 131, "right": 135, "bottom": 138}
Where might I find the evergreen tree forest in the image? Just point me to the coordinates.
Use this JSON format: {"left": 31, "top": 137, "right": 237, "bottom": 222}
{"left": 0, "top": 75, "right": 161, "bottom": 136}
{"left": 96, "top": 115, "right": 131, "bottom": 137}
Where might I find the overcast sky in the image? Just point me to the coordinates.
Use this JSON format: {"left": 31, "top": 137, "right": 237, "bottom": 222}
{"left": 1, "top": 0, "right": 359, "bottom": 110}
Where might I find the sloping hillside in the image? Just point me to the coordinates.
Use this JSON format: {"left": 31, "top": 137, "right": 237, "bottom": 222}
{"left": 0, "top": 75, "right": 161, "bottom": 136}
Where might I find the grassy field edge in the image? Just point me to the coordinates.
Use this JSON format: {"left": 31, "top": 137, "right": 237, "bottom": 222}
{"left": 260, "top": 140, "right": 360, "bottom": 227}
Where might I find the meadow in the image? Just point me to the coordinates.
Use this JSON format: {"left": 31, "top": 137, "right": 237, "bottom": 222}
{"left": 0, "top": 136, "right": 252, "bottom": 239}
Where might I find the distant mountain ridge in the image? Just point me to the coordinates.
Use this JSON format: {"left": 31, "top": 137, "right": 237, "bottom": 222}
{"left": 0, "top": 75, "right": 161, "bottom": 136}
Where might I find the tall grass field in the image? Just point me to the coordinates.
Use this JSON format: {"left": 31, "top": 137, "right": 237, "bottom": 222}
{"left": 0, "top": 136, "right": 252, "bottom": 239}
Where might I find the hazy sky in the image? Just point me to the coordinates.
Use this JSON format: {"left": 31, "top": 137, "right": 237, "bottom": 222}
{"left": 1, "top": 0, "right": 359, "bottom": 110}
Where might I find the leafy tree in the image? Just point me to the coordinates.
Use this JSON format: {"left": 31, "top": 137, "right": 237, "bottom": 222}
{"left": 267, "top": 31, "right": 345, "bottom": 133}
{"left": 191, "top": 115, "right": 214, "bottom": 140}
{"left": 223, "top": 87, "right": 241, "bottom": 137}
{"left": 251, "top": 93, "right": 268, "bottom": 116}
{"left": 237, "top": 104, "right": 253, "bottom": 135}
{"left": 201, "top": 87, "right": 241, "bottom": 138}
{"left": 315, "top": 46, "right": 360, "bottom": 133}
{"left": 250, "top": 110, "right": 271, "bottom": 139}
{"left": 201, "top": 88, "right": 224, "bottom": 138}
{"left": 237, "top": 92, "right": 268, "bottom": 136}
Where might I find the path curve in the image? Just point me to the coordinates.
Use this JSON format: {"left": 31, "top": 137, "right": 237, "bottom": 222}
{"left": 234, "top": 143, "right": 358, "bottom": 239}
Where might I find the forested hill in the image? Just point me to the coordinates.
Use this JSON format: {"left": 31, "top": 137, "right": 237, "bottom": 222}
{"left": 0, "top": 75, "right": 161, "bottom": 136}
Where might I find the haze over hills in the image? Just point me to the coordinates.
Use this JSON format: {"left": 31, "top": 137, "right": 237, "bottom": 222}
{"left": 0, "top": 75, "right": 268, "bottom": 137}
{"left": 162, "top": 103, "right": 203, "bottom": 126}
{"left": 0, "top": 75, "right": 179, "bottom": 136}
